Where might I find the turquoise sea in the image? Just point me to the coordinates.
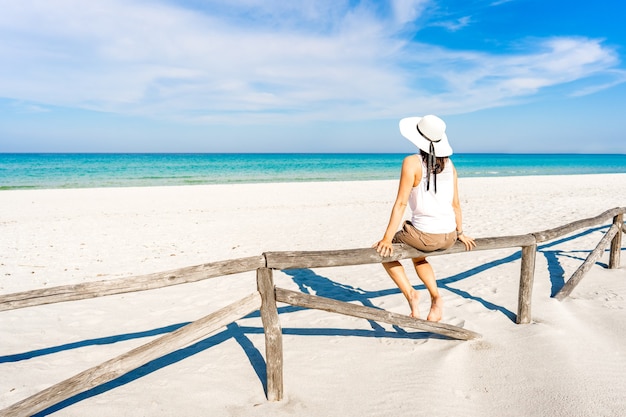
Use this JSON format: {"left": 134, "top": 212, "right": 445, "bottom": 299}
{"left": 1, "top": 153, "right": 626, "bottom": 190}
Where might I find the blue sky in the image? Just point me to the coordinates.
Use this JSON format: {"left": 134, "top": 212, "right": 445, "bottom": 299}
{"left": 1, "top": 0, "right": 625, "bottom": 153}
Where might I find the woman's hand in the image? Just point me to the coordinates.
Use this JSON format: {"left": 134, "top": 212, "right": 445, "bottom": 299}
{"left": 373, "top": 239, "right": 394, "bottom": 257}
{"left": 458, "top": 234, "right": 476, "bottom": 251}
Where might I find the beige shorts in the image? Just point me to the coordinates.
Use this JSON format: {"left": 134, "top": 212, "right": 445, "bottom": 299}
{"left": 392, "top": 221, "right": 456, "bottom": 252}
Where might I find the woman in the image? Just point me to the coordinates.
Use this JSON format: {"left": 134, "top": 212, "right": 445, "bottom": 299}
{"left": 374, "top": 114, "right": 475, "bottom": 322}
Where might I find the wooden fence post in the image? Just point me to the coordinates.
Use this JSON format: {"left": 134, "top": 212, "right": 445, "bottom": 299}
{"left": 609, "top": 213, "right": 623, "bottom": 269}
{"left": 256, "top": 267, "right": 283, "bottom": 401}
{"left": 517, "top": 244, "right": 536, "bottom": 324}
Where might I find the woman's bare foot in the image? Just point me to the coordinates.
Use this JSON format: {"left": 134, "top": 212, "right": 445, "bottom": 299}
{"left": 427, "top": 296, "right": 443, "bottom": 322}
{"left": 408, "top": 289, "right": 420, "bottom": 318}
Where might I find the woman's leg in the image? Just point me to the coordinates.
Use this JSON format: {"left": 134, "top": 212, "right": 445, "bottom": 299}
{"left": 382, "top": 261, "right": 420, "bottom": 318}
{"left": 412, "top": 258, "right": 443, "bottom": 322}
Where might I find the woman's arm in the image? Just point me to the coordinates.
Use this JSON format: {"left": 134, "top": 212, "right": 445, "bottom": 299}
{"left": 452, "top": 166, "right": 476, "bottom": 251}
{"left": 374, "top": 156, "right": 420, "bottom": 257}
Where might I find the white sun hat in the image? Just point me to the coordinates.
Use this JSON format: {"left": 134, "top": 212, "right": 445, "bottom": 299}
{"left": 399, "top": 114, "right": 453, "bottom": 157}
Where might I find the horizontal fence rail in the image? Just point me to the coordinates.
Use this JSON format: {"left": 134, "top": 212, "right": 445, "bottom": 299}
{"left": 0, "top": 255, "right": 265, "bottom": 312}
{"left": 1, "top": 207, "right": 624, "bottom": 415}
{"left": 264, "top": 234, "right": 537, "bottom": 270}
{"left": 532, "top": 207, "right": 624, "bottom": 243}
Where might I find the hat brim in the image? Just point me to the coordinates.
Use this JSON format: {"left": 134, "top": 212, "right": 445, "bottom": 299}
{"left": 399, "top": 116, "right": 453, "bottom": 157}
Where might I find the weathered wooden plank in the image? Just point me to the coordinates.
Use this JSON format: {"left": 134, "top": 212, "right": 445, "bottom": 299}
{"left": 0, "top": 256, "right": 265, "bottom": 312}
{"left": 609, "top": 214, "right": 623, "bottom": 269}
{"left": 0, "top": 292, "right": 262, "bottom": 417}
{"left": 274, "top": 287, "right": 481, "bottom": 341}
{"left": 533, "top": 207, "right": 625, "bottom": 243}
{"left": 264, "top": 235, "right": 536, "bottom": 270}
{"left": 554, "top": 224, "right": 620, "bottom": 301}
{"left": 517, "top": 244, "right": 537, "bottom": 324}
{"left": 256, "top": 268, "right": 283, "bottom": 401}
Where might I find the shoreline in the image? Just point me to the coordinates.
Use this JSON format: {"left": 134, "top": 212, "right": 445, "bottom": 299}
{"left": 1, "top": 170, "right": 626, "bottom": 192}
{"left": 1, "top": 173, "right": 625, "bottom": 416}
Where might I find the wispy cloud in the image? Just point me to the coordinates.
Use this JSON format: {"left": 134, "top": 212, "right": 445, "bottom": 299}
{"left": 391, "top": 0, "right": 430, "bottom": 25}
{"left": 490, "top": 0, "right": 515, "bottom": 6}
{"left": 0, "top": 0, "right": 623, "bottom": 124}
{"left": 430, "top": 16, "right": 472, "bottom": 32}
{"left": 6, "top": 100, "right": 51, "bottom": 114}
{"left": 569, "top": 70, "right": 626, "bottom": 97}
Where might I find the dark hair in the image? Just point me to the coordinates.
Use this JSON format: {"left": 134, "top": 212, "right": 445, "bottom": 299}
{"left": 420, "top": 150, "right": 448, "bottom": 174}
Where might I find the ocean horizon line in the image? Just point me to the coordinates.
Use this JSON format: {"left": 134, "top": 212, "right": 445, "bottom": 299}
{"left": 2, "top": 151, "right": 626, "bottom": 155}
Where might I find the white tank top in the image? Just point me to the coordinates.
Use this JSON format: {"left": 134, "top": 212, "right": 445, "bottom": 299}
{"left": 408, "top": 155, "right": 456, "bottom": 234}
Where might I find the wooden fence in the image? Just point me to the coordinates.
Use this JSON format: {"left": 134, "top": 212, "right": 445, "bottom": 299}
{"left": 1, "top": 207, "right": 624, "bottom": 415}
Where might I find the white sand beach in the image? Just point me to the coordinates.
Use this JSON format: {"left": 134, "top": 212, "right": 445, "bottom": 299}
{"left": 1, "top": 174, "right": 625, "bottom": 417}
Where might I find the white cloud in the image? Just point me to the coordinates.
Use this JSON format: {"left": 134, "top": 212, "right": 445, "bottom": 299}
{"left": 569, "top": 69, "right": 626, "bottom": 97}
{"left": 490, "top": 0, "right": 515, "bottom": 6}
{"left": 430, "top": 16, "right": 472, "bottom": 32}
{"left": 0, "top": 0, "right": 622, "bottom": 125}
{"left": 391, "top": 0, "right": 430, "bottom": 25}
{"left": 393, "top": 36, "right": 624, "bottom": 115}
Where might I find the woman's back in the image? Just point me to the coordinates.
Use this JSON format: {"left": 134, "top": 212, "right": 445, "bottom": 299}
{"left": 409, "top": 155, "right": 455, "bottom": 234}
